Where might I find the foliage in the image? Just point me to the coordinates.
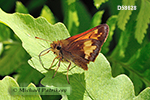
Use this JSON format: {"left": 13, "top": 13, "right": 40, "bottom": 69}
{"left": 0, "top": 76, "right": 41, "bottom": 100}
{"left": 0, "top": 0, "right": 150, "bottom": 100}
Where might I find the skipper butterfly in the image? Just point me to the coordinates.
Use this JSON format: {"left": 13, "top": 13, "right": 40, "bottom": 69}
{"left": 36, "top": 24, "right": 109, "bottom": 84}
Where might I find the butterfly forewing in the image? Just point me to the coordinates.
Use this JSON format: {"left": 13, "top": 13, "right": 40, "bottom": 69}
{"left": 66, "top": 24, "right": 108, "bottom": 44}
{"left": 64, "top": 24, "right": 108, "bottom": 61}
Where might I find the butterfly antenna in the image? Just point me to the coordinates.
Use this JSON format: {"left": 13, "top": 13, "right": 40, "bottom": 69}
{"left": 35, "top": 36, "right": 52, "bottom": 42}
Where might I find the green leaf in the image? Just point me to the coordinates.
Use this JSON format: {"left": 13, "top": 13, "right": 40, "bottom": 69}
{"left": 15, "top": 1, "right": 28, "bottom": 14}
{"left": 15, "top": 63, "right": 44, "bottom": 86}
{"left": 0, "top": 43, "right": 28, "bottom": 75}
{"left": 127, "top": 43, "right": 150, "bottom": 89}
{"left": 0, "top": 23, "right": 11, "bottom": 41}
{"left": 41, "top": 53, "right": 150, "bottom": 100}
{"left": 41, "top": 54, "right": 135, "bottom": 99}
{"left": 75, "top": 1, "right": 91, "bottom": 33}
{"left": 135, "top": 0, "right": 150, "bottom": 44}
{"left": 117, "top": 0, "right": 136, "bottom": 30}
{"left": 27, "top": 0, "right": 46, "bottom": 11}
{"left": 108, "top": 0, "right": 121, "bottom": 15}
{"left": 0, "top": 76, "right": 41, "bottom": 100}
{"left": 129, "top": 71, "right": 144, "bottom": 96}
{"left": 0, "top": 0, "right": 16, "bottom": 12}
{"left": 93, "top": 0, "right": 109, "bottom": 9}
{"left": 84, "top": 54, "right": 134, "bottom": 100}
{"left": 0, "top": 22, "right": 12, "bottom": 60}
{"left": 62, "top": 0, "right": 79, "bottom": 36}
{"left": 110, "top": 21, "right": 134, "bottom": 60}
{"left": 0, "top": 8, "right": 70, "bottom": 74}
{"left": 102, "top": 15, "right": 118, "bottom": 54}
{"left": 90, "top": 10, "right": 104, "bottom": 28}
{"left": 62, "top": 0, "right": 91, "bottom": 35}
{"left": 1, "top": 8, "right": 150, "bottom": 100}
{"left": 128, "top": 43, "right": 150, "bottom": 68}
{"left": 134, "top": 87, "right": 150, "bottom": 100}
{"left": 67, "top": 0, "right": 76, "bottom": 5}
{"left": 40, "top": 5, "right": 56, "bottom": 24}
{"left": 0, "top": 43, "right": 3, "bottom": 55}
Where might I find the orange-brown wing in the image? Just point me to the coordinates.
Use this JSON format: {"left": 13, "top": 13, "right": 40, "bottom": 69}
{"left": 66, "top": 39, "right": 101, "bottom": 61}
{"left": 65, "top": 24, "right": 109, "bottom": 46}
{"left": 64, "top": 39, "right": 101, "bottom": 70}
{"left": 64, "top": 24, "right": 109, "bottom": 62}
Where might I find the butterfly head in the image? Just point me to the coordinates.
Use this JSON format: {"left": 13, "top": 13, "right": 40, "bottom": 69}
{"left": 50, "top": 41, "right": 62, "bottom": 56}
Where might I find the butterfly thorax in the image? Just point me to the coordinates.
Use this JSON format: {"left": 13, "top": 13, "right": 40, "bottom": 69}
{"left": 50, "top": 40, "right": 70, "bottom": 60}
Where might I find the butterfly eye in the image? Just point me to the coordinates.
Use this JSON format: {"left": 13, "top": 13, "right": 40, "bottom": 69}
{"left": 57, "top": 46, "right": 61, "bottom": 50}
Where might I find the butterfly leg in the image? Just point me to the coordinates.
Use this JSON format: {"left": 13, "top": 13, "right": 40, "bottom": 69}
{"left": 52, "top": 57, "right": 62, "bottom": 78}
{"left": 67, "top": 61, "right": 71, "bottom": 84}
{"left": 49, "top": 56, "right": 59, "bottom": 70}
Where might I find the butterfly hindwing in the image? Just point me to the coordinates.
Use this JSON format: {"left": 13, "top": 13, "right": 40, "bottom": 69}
{"left": 66, "top": 39, "right": 101, "bottom": 61}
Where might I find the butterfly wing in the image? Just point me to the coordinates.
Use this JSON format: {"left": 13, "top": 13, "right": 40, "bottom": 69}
{"left": 64, "top": 39, "right": 101, "bottom": 70}
{"left": 65, "top": 24, "right": 109, "bottom": 61}
{"left": 66, "top": 39, "right": 101, "bottom": 61}
{"left": 62, "top": 24, "right": 109, "bottom": 70}
{"left": 66, "top": 24, "right": 109, "bottom": 45}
